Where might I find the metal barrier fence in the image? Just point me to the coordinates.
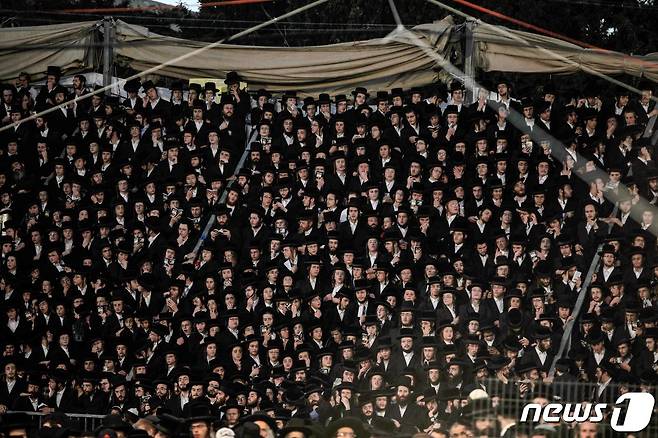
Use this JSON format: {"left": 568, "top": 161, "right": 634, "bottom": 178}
{"left": 478, "top": 378, "right": 658, "bottom": 436}
{"left": 7, "top": 379, "right": 658, "bottom": 436}
{"left": 5, "top": 411, "right": 105, "bottom": 432}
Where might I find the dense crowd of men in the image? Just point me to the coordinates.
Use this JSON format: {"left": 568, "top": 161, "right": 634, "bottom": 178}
{"left": 0, "top": 64, "right": 657, "bottom": 437}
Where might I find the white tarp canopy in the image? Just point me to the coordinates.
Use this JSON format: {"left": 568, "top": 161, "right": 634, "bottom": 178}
{"left": 111, "top": 18, "right": 456, "bottom": 96}
{"left": 2, "top": 16, "right": 658, "bottom": 93}
{"left": 0, "top": 21, "right": 98, "bottom": 82}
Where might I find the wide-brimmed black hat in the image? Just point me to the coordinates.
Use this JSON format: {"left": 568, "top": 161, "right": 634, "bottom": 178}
{"left": 94, "top": 414, "right": 132, "bottom": 433}
{"left": 326, "top": 417, "right": 370, "bottom": 438}
{"left": 123, "top": 78, "right": 142, "bottom": 93}
{"left": 351, "top": 87, "right": 369, "bottom": 98}
{"left": 278, "top": 418, "right": 314, "bottom": 438}
{"left": 185, "top": 401, "right": 215, "bottom": 423}
{"left": 225, "top": 71, "right": 243, "bottom": 85}
{"left": 243, "top": 411, "right": 278, "bottom": 432}
{"left": 142, "top": 80, "right": 157, "bottom": 92}
{"left": 46, "top": 65, "right": 62, "bottom": 78}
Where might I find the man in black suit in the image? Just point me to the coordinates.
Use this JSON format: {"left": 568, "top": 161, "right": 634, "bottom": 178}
{"left": 142, "top": 80, "right": 172, "bottom": 124}
{"left": 585, "top": 331, "right": 613, "bottom": 381}
{"left": 324, "top": 152, "right": 350, "bottom": 198}
{"left": 522, "top": 328, "right": 555, "bottom": 374}
{"left": 337, "top": 199, "right": 369, "bottom": 251}
{"left": 77, "top": 376, "right": 107, "bottom": 414}
{"left": 184, "top": 101, "right": 212, "bottom": 147}
{"left": 592, "top": 362, "right": 617, "bottom": 404}
{"left": 47, "top": 370, "right": 78, "bottom": 413}
{"left": 136, "top": 274, "right": 165, "bottom": 318}
{"left": 326, "top": 290, "right": 357, "bottom": 331}
{"left": 389, "top": 329, "right": 421, "bottom": 376}
{"left": 0, "top": 84, "right": 14, "bottom": 126}
{"left": 115, "top": 119, "right": 154, "bottom": 165}
{"left": 400, "top": 106, "right": 431, "bottom": 155}
{"left": 154, "top": 142, "right": 186, "bottom": 183}
{"left": 216, "top": 310, "right": 242, "bottom": 356}
{"left": 576, "top": 201, "right": 609, "bottom": 261}
{"left": 350, "top": 280, "right": 377, "bottom": 325}
{"left": 121, "top": 78, "right": 142, "bottom": 116}
{"left": 11, "top": 375, "right": 46, "bottom": 413}
{"left": 385, "top": 376, "right": 430, "bottom": 432}
{"left": 0, "top": 358, "right": 26, "bottom": 410}
{"left": 630, "top": 81, "right": 658, "bottom": 126}
{"left": 166, "top": 369, "right": 192, "bottom": 417}
{"left": 145, "top": 217, "right": 168, "bottom": 261}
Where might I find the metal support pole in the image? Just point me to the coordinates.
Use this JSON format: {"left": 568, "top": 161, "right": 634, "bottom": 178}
{"left": 463, "top": 19, "right": 476, "bottom": 103}
{"left": 102, "top": 17, "right": 113, "bottom": 87}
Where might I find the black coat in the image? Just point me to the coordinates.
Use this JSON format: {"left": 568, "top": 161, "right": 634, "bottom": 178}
{"left": 47, "top": 387, "right": 79, "bottom": 412}
{"left": 385, "top": 402, "right": 430, "bottom": 432}
{"left": 0, "top": 379, "right": 26, "bottom": 406}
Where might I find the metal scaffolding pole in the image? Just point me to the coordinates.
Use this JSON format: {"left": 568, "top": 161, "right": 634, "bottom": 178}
{"left": 463, "top": 18, "right": 476, "bottom": 103}
{"left": 102, "top": 17, "right": 113, "bottom": 87}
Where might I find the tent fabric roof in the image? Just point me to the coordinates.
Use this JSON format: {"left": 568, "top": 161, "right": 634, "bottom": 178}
{"left": 472, "top": 21, "right": 658, "bottom": 81}
{"left": 111, "top": 18, "right": 455, "bottom": 96}
{"left": 0, "top": 21, "right": 98, "bottom": 82}
{"left": 2, "top": 16, "right": 658, "bottom": 91}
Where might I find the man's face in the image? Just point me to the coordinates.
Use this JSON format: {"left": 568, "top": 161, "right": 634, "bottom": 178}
{"left": 114, "top": 385, "right": 126, "bottom": 401}
{"left": 641, "top": 89, "right": 653, "bottom": 104}
{"left": 190, "top": 421, "right": 209, "bottom": 438}
{"left": 4, "top": 364, "right": 16, "bottom": 379}
{"left": 642, "top": 210, "right": 654, "bottom": 225}
{"left": 191, "top": 384, "right": 204, "bottom": 398}
{"left": 405, "top": 111, "right": 417, "bottom": 125}
{"left": 585, "top": 205, "right": 597, "bottom": 221}
{"left": 3, "top": 89, "right": 13, "bottom": 105}
{"left": 178, "top": 375, "right": 190, "bottom": 391}
{"left": 27, "top": 383, "right": 39, "bottom": 397}
{"left": 82, "top": 382, "right": 94, "bottom": 394}
{"left": 618, "top": 343, "right": 629, "bottom": 358}
{"left": 578, "top": 422, "right": 597, "bottom": 438}
{"left": 400, "top": 337, "right": 413, "bottom": 351}
{"left": 156, "top": 383, "right": 169, "bottom": 398}
{"left": 397, "top": 386, "right": 409, "bottom": 404}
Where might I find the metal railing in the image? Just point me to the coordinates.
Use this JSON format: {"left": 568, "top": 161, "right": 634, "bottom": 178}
{"left": 5, "top": 411, "right": 106, "bottom": 432}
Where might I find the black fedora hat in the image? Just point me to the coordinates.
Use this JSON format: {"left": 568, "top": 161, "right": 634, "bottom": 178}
{"left": 278, "top": 418, "right": 313, "bottom": 438}
{"left": 46, "top": 65, "right": 62, "bottom": 78}
{"left": 317, "top": 93, "right": 331, "bottom": 105}
{"left": 185, "top": 401, "right": 215, "bottom": 423}
{"left": 204, "top": 82, "right": 219, "bottom": 93}
{"left": 153, "top": 413, "right": 183, "bottom": 436}
{"left": 351, "top": 87, "right": 369, "bottom": 98}
{"left": 94, "top": 414, "right": 132, "bottom": 433}
{"left": 224, "top": 71, "right": 242, "bottom": 85}
{"left": 142, "top": 80, "right": 157, "bottom": 92}
{"left": 243, "top": 411, "right": 278, "bottom": 432}
{"left": 326, "top": 417, "right": 369, "bottom": 438}
{"left": 123, "top": 78, "right": 142, "bottom": 93}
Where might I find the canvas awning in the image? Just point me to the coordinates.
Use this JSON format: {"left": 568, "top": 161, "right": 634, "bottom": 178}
{"left": 112, "top": 18, "right": 456, "bottom": 96}
{"left": 472, "top": 21, "right": 658, "bottom": 82}
{"left": 0, "top": 21, "right": 99, "bottom": 82}
{"left": 2, "top": 16, "right": 658, "bottom": 92}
